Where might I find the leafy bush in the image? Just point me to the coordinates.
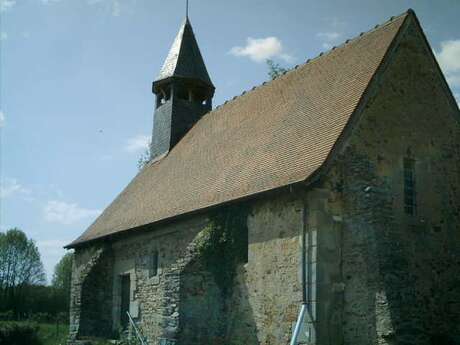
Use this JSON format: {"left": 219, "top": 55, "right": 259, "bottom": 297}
{"left": 196, "top": 204, "right": 249, "bottom": 295}
{"left": 36, "top": 322, "right": 68, "bottom": 345}
{"left": 0, "top": 321, "right": 42, "bottom": 345}
{"left": 30, "top": 312, "right": 52, "bottom": 324}
{"left": 0, "top": 311, "right": 14, "bottom": 321}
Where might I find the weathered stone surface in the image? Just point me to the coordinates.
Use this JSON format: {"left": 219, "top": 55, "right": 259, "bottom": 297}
{"left": 228, "top": 194, "right": 304, "bottom": 345}
{"left": 315, "top": 17, "right": 460, "bottom": 345}
{"left": 69, "top": 245, "right": 113, "bottom": 342}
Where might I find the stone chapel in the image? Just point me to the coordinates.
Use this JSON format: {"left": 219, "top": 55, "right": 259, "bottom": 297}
{"left": 66, "top": 9, "right": 460, "bottom": 345}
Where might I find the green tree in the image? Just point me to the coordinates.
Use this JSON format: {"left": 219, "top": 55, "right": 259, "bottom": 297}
{"left": 266, "top": 59, "right": 288, "bottom": 80}
{"left": 0, "top": 228, "right": 46, "bottom": 315}
{"left": 52, "top": 252, "right": 73, "bottom": 313}
{"left": 137, "top": 147, "right": 151, "bottom": 170}
{"left": 52, "top": 252, "right": 73, "bottom": 291}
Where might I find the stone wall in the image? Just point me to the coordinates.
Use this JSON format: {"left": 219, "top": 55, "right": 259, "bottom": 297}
{"left": 69, "top": 216, "right": 225, "bottom": 344}
{"left": 228, "top": 193, "right": 305, "bottom": 345}
{"left": 109, "top": 215, "right": 225, "bottom": 344}
{"left": 312, "top": 16, "right": 460, "bottom": 345}
{"left": 69, "top": 193, "right": 308, "bottom": 345}
{"left": 69, "top": 245, "right": 113, "bottom": 342}
{"left": 224, "top": 14, "right": 460, "bottom": 345}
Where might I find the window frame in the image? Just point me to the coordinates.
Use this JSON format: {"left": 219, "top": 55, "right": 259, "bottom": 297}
{"left": 149, "top": 250, "right": 159, "bottom": 278}
{"left": 403, "top": 157, "right": 417, "bottom": 216}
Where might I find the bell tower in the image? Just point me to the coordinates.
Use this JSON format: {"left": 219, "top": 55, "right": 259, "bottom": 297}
{"left": 150, "top": 16, "right": 215, "bottom": 161}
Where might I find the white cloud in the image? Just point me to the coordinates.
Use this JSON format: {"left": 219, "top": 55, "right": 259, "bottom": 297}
{"left": 124, "top": 134, "right": 150, "bottom": 153}
{"left": 36, "top": 239, "right": 72, "bottom": 283}
{"left": 0, "top": 0, "right": 16, "bottom": 12}
{"left": 436, "top": 39, "right": 460, "bottom": 87}
{"left": 37, "top": 239, "right": 68, "bottom": 253}
{"left": 44, "top": 200, "right": 101, "bottom": 225}
{"left": 101, "top": 154, "right": 114, "bottom": 161}
{"left": 230, "top": 37, "right": 293, "bottom": 63}
{"left": 316, "top": 31, "right": 342, "bottom": 51}
{"left": 316, "top": 32, "right": 341, "bottom": 41}
{"left": 0, "top": 32, "right": 7, "bottom": 41}
{"left": 112, "top": 0, "right": 120, "bottom": 16}
{"left": 0, "top": 110, "right": 5, "bottom": 127}
{"left": 0, "top": 179, "right": 22, "bottom": 198}
{"left": 447, "top": 74, "right": 460, "bottom": 88}
{"left": 87, "top": 0, "right": 121, "bottom": 16}
{"left": 0, "top": 178, "right": 30, "bottom": 199}
{"left": 436, "top": 40, "right": 460, "bottom": 72}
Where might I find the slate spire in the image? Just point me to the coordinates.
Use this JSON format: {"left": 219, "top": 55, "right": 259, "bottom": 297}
{"left": 153, "top": 17, "right": 214, "bottom": 92}
{"left": 150, "top": 17, "right": 214, "bottom": 161}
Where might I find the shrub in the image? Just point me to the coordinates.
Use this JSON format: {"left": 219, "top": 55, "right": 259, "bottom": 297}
{"left": 0, "top": 311, "right": 14, "bottom": 321}
{"left": 29, "top": 312, "right": 51, "bottom": 324}
{"left": 0, "top": 321, "right": 42, "bottom": 345}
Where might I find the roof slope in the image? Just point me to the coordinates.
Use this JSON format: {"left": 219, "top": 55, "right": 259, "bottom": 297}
{"left": 156, "top": 18, "right": 214, "bottom": 88}
{"left": 69, "top": 12, "right": 409, "bottom": 247}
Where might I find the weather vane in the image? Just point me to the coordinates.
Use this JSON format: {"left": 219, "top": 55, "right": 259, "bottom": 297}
{"left": 186, "top": 0, "right": 189, "bottom": 18}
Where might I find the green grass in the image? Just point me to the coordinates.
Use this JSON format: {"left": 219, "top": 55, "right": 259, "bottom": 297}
{"left": 36, "top": 323, "right": 69, "bottom": 345}
{"left": 1, "top": 321, "right": 115, "bottom": 345}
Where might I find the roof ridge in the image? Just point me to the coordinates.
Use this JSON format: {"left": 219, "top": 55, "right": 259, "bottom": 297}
{"left": 213, "top": 9, "right": 413, "bottom": 111}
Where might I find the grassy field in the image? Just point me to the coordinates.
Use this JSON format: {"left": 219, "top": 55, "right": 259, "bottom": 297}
{"left": 0, "top": 321, "right": 68, "bottom": 345}
{"left": 0, "top": 322, "right": 116, "bottom": 345}
{"left": 36, "top": 322, "right": 69, "bottom": 345}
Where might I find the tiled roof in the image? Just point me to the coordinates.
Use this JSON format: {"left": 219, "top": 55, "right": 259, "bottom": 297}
{"left": 156, "top": 17, "right": 214, "bottom": 88}
{"left": 68, "top": 11, "right": 410, "bottom": 247}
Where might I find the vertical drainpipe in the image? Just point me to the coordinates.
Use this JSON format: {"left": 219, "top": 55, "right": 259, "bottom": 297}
{"left": 302, "top": 199, "right": 308, "bottom": 305}
{"left": 290, "top": 198, "right": 309, "bottom": 345}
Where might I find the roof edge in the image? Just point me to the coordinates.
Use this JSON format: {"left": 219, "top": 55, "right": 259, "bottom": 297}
{"left": 299, "top": 9, "right": 414, "bottom": 189}
{"left": 64, "top": 177, "right": 313, "bottom": 249}
{"left": 214, "top": 9, "right": 413, "bottom": 111}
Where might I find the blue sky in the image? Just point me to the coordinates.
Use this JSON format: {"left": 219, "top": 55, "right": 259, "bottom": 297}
{"left": 1, "top": 0, "right": 459, "bottom": 282}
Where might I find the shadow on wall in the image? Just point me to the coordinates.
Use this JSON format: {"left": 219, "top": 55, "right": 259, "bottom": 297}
{"left": 177, "top": 259, "right": 259, "bottom": 345}
{"left": 177, "top": 257, "right": 226, "bottom": 344}
{"left": 340, "top": 147, "right": 460, "bottom": 345}
{"left": 79, "top": 248, "right": 114, "bottom": 339}
{"left": 373, "top": 210, "right": 460, "bottom": 345}
{"left": 226, "top": 265, "right": 260, "bottom": 345}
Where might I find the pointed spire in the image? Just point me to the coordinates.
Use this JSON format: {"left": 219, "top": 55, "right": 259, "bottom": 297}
{"left": 154, "top": 17, "right": 214, "bottom": 90}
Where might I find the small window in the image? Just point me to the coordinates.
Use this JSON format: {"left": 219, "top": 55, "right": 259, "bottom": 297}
{"left": 403, "top": 157, "right": 417, "bottom": 215}
{"left": 156, "top": 87, "right": 171, "bottom": 108}
{"left": 149, "top": 251, "right": 159, "bottom": 277}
